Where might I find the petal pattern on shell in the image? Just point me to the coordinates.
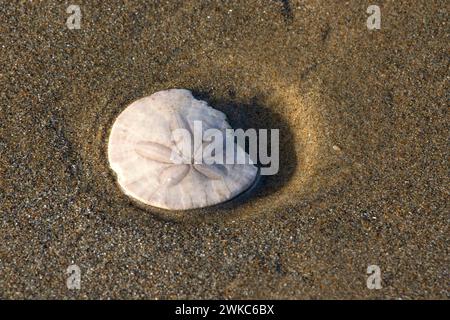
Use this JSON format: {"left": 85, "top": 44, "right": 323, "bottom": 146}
{"left": 194, "top": 164, "right": 227, "bottom": 180}
{"left": 159, "top": 164, "right": 190, "bottom": 186}
{"left": 135, "top": 141, "right": 176, "bottom": 164}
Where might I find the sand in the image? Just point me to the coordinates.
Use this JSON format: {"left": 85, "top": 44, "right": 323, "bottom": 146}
{"left": 0, "top": 0, "right": 448, "bottom": 299}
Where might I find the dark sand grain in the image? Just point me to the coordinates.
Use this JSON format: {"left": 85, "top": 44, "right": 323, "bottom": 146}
{"left": 0, "top": 0, "right": 448, "bottom": 298}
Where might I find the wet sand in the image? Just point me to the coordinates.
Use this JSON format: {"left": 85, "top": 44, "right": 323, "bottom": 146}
{"left": 0, "top": 1, "right": 448, "bottom": 298}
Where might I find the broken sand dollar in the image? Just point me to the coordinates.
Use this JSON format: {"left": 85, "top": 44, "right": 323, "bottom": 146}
{"left": 107, "top": 89, "right": 258, "bottom": 210}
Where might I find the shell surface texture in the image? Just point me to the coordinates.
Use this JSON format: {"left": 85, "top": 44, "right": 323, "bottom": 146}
{"left": 108, "top": 89, "right": 258, "bottom": 210}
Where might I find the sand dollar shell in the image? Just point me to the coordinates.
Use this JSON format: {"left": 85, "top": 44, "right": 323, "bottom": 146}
{"left": 107, "top": 89, "right": 258, "bottom": 210}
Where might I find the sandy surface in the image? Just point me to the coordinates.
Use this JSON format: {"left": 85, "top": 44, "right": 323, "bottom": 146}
{"left": 0, "top": 0, "right": 448, "bottom": 299}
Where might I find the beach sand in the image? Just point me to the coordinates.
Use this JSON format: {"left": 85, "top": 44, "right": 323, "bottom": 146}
{"left": 0, "top": 0, "right": 448, "bottom": 298}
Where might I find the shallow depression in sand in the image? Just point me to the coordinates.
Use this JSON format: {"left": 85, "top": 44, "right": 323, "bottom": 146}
{"left": 64, "top": 89, "right": 324, "bottom": 222}
{"left": 60, "top": 66, "right": 329, "bottom": 223}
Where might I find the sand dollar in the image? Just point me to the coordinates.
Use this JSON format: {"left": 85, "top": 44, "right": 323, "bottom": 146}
{"left": 107, "top": 89, "right": 258, "bottom": 210}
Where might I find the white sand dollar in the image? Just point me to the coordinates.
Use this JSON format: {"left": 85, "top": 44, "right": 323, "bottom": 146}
{"left": 108, "top": 89, "right": 258, "bottom": 210}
